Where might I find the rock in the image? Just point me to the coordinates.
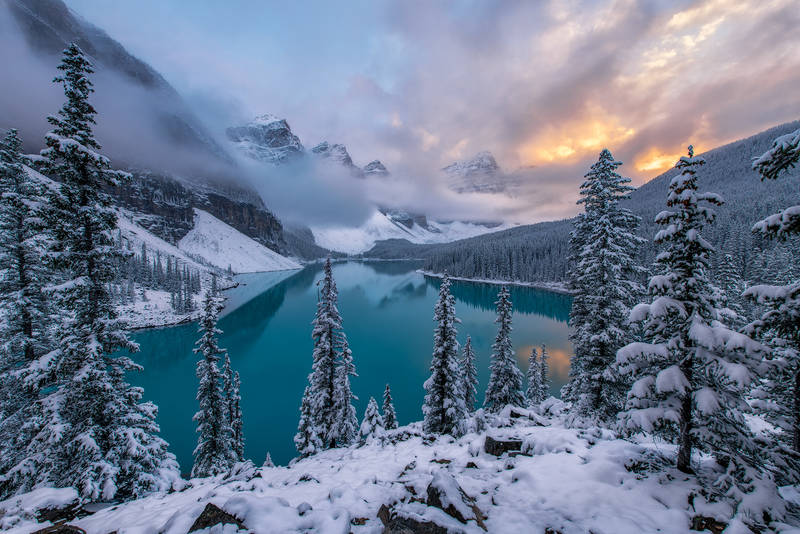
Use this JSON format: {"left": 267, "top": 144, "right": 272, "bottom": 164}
{"left": 35, "top": 502, "right": 87, "bottom": 524}
{"left": 377, "top": 504, "right": 449, "bottom": 534}
{"left": 465, "top": 461, "right": 478, "bottom": 469}
{"left": 425, "top": 472, "right": 486, "bottom": 530}
{"left": 690, "top": 516, "right": 727, "bottom": 534}
{"left": 296, "top": 502, "right": 312, "bottom": 516}
{"left": 188, "top": 503, "right": 246, "bottom": 532}
{"left": 484, "top": 436, "right": 523, "bottom": 456}
{"left": 32, "top": 525, "right": 86, "bottom": 534}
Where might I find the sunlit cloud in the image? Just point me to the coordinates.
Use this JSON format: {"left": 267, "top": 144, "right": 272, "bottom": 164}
{"left": 47, "top": 0, "right": 800, "bottom": 225}
{"left": 517, "top": 110, "right": 636, "bottom": 165}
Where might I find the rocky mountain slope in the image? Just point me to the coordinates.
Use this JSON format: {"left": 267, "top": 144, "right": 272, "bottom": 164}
{"left": 2, "top": 0, "right": 298, "bottom": 258}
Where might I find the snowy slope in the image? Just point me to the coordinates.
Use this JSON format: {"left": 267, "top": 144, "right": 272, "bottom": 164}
{"left": 179, "top": 209, "right": 301, "bottom": 273}
{"left": 311, "top": 209, "right": 512, "bottom": 255}
{"left": 2, "top": 405, "right": 784, "bottom": 533}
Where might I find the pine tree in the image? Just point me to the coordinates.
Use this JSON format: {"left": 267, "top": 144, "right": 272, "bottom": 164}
{"left": 0, "top": 129, "right": 49, "bottom": 365}
{"left": 192, "top": 292, "right": 235, "bottom": 477}
{"left": 222, "top": 355, "right": 244, "bottom": 463}
{"left": 484, "top": 286, "right": 524, "bottom": 412}
{"left": 716, "top": 252, "right": 746, "bottom": 329}
{"left": 460, "top": 336, "right": 478, "bottom": 412}
{"left": 263, "top": 452, "right": 274, "bottom": 468}
{"left": 423, "top": 274, "right": 467, "bottom": 435}
{"left": 306, "top": 257, "right": 343, "bottom": 448}
{"left": 744, "top": 126, "right": 800, "bottom": 483}
{"left": 538, "top": 344, "right": 550, "bottom": 401}
{"left": 617, "top": 146, "right": 765, "bottom": 484}
{"left": 562, "top": 149, "right": 644, "bottom": 421}
{"left": 294, "top": 386, "right": 322, "bottom": 458}
{"left": 0, "top": 129, "right": 53, "bottom": 495}
{"left": 526, "top": 347, "right": 544, "bottom": 406}
{"left": 360, "top": 397, "right": 384, "bottom": 442}
{"left": 382, "top": 384, "right": 398, "bottom": 430}
{"left": 18, "top": 44, "right": 176, "bottom": 500}
{"left": 329, "top": 332, "right": 358, "bottom": 446}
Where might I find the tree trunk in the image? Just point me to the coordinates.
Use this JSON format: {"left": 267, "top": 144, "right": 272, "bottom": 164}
{"left": 793, "top": 361, "right": 800, "bottom": 453}
{"left": 677, "top": 356, "right": 694, "bottom": 473}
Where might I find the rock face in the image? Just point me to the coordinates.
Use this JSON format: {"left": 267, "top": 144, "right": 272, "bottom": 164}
{"left": 112, "top": 171, "right": 287, "bottom": 253}
{"left": 364, "top": 159, "right": 390, "bottom": 177}
{"left": 188, "top": 503, "right": 246, "bottom": 532}
{"left": 226, "top": 114, "right": 305, "bottom": 165}
{"left": 381, "top": 209, "right": 430, "bottom": 231}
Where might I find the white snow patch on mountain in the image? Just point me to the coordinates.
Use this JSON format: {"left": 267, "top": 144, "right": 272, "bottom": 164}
{"left": 179, "top": 209, "right": 301, "bottom": 273}
{"left": 310, "top": 209, "right": 512, "bottom": 254}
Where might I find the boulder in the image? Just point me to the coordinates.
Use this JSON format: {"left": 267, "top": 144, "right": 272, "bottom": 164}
{"left": 32, "top": 525, "right": 86, "bottom": 534}
{"left": 690, "top": 516, "right": 727, "bottom": 534}
{"left": 377, "top": 504, "right": 449, "bottom": 534}
{"left": 188, "top": 503, "right": 246, "bottom": 532}
{"left": 484, "top": 436, "right": 523, "bottom": 456}
{"left": 425, "top": 472, "right": 486, "bottom": 530}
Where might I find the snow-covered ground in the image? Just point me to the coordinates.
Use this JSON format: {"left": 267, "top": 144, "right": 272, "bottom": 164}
{"left": 3, "top": 405, "right": 794, "bottom": 533}
{"left": 179, "top": 209, "right": 301, "bottom": 273}
{"left": 419, "top": 270, "right": 573, "bottom": 295}
{"left": 310, "top": 209, "right": 512, "bottom": 255}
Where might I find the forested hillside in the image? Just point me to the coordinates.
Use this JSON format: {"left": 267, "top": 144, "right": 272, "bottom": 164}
{"left": 416, "top": 120, "right": 800, "bottom": 285}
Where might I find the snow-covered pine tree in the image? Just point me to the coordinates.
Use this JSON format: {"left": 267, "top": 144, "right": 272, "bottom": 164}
{"left": 0, "top": 129, "right": 53, "bottom": 496}
{"left": 484, "top": 286, "right": 524, "bottom": 412}
{"left": 526, "top": 347, "right": 544, "bottom": 407}
{"left": 460, "top": 335, "right": 478, "bottom": 412}
{"left": 294, "top": 386, "right": 322, "bottom": 458}
{"left": 382, "top": 384, "right": 398, "bottom": 430}
{"left": 716, "top": 252, "right": 746, "bottom": 329}
{"left": 263, "top": 452, "right": 274, "bottom": 468}
{"left": 538, "top": 344, "right": 550, "bottom": 401}
{"left": 617, "top": 146, "right": 766, "bottom": 487}
{"left": 25, "top": 44, "right": 176, "bottom": 500}
{"left": 744, "top": 126, "right": 800, "bottom": 483}
{"left": 360, "top": 396, "right": 384, "bottom": 442}
{"left": 306, "top": 257, "right": 342, "bottom": 448}
{"left": 329, "top": 331, "right": 358, "bottom": 447}
{"left": 192, "top": 292, "right": 235, "bottom": 477}
{"left": 562, "top": 149, "right": 644, "bottom": 422}
{"left": 222, "top": 355, "right": 244, "bottom": 463}
{"left": 0, "top": 129, "right": 49, "bottom": 365}
{"left": 422, "top": 274, "right": 467, "bottom": 435}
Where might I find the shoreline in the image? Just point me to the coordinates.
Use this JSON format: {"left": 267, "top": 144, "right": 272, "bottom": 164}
{"left": 417, "top": 270, "right": 574, "bottom": 295}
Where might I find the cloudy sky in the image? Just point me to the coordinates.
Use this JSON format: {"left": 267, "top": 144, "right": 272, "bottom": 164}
{"left": 43, "top": 0, "right": 800, "bottom": 221}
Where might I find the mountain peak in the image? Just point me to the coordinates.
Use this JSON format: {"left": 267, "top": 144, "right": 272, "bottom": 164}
{"left": 443, "top": 151, "right": 507, "bottom": 193}
{"left": 364, "top": 160, "right": 389, "bottom": 177}
{"left": 226, "top": 114, "right": 304, "bottom": 165}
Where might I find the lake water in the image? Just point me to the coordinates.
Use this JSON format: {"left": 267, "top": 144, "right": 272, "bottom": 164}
{"left": 129, "top": 261, "right": 573, "bottom": 471}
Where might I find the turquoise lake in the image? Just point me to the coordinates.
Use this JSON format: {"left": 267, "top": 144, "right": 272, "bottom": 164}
{"left": 129, "top": 261, "right": 573, "bottom": 472}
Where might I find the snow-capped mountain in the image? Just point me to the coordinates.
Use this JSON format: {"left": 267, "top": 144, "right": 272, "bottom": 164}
{"left": 443, "top": 150, "right": 503, "bottom": 193}
{"left": 310, "top": 209, "right": 509, "bottom": 255}
{"left": 363, "top": 159, "right": 389, "bottom": 177}
{"left": 443, "top": 151, "right": 525, "bottom": 194}
{"left": 2, "top": 0, "right": 302, "bottom": 259}
{"left": 311, "top": 141, "right": 364, "bottom": 177}
{"left": 225, "top": 114, "right": 304, "bottom": 165}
